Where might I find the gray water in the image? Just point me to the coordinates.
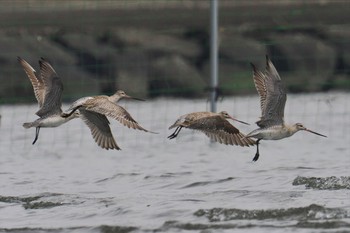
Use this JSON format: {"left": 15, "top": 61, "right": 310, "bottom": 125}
{"left": 0, "top": 92, "right": 349, "bottom": 233}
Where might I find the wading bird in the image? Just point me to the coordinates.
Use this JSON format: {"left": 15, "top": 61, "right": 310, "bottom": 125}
{"left": 168, "top": 111, "right": 255, "bottom": 147}
{"left": 63, "top": 91, "right": 155, "bottom": 150}
{"left": 107, "top": 90, "right": 145, "bottom": 103}
{"left": 18, "top": 57, "right": 79, "bottom": 144}
{"left": 246, "top": 55, "right": 327, "bottom": 161}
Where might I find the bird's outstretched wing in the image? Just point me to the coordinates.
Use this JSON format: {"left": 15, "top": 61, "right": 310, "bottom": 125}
{"left": 79, "top": 109, "right": 120, "bottom": 150}
{"left": 17, "top": 57, "right": 45, "bottom": 107}
{"left": 35, "top": 58, "right": 63, "bottom": 117}
{"left": 251, "top": 55, "right": 287, "bottom": 127}
{"left": 188, "top": 115, "right": 256, "bottom": 147}
{"left": 84, "top": 98, "right": 154, "bottom": 133}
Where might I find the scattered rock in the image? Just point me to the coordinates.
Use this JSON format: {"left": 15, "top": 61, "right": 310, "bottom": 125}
{"left": 106, "top": 28, "right": 202, "bottom": 58}
{"left": 150, "top": 55, "right": 206, "bottom": 97}
{"left": 219, "top": 31, "right": 267, "bottom": 67}
{"left": 0, "top": 31, "right": 99, "bottom": 102}
{"left": 202, "top": 33, "right": 266, "bottom": 95}
{"left": 0, "top": 7, "right": 349, "bottom": 104}
{"left": 114, "top": 48, "right": 150, "bottom": 98}
{"left": 267, "top": 33, "right": 337, "bottom": 92}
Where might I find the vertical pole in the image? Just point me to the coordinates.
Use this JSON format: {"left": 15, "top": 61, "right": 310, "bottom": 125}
{"left": 210, "top": 0, "right": 218, "bottom": 113}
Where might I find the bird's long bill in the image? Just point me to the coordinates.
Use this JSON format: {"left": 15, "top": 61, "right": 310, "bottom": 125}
{"left": 125, "top": 95, "right": 145, "bottom": 101}
{"left": 305, "top": 128, "right": 327, "bottom": 137}
{"left": 228, "top": 116, "right": 250, "bottom": 125}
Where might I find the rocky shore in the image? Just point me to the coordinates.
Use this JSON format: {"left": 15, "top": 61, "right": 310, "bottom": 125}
{"left": 0, "top": 1, "right": 349, "bottom": 103}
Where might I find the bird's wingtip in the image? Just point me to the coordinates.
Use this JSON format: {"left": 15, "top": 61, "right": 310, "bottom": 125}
{"left": 39, "top": 57, "right": 49, "bottom": 66}
{"left": 265, "top": 55, "right": 272, "bottom": 67}
{"left": 250, "top": 62, "right": 257, "bottom": 70}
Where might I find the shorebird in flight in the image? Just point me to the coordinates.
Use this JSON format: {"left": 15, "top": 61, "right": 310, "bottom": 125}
{"left": 18, "top": 57, "right": 79, "bottom": 145}
{"left": 168, "top": 111, "right": 255, "bottom": 147}
{"left": 64, "top": 91, "right": 156, "bottom": 150}
{"left": 246, "top": 55, "right": 327, "bottom": 161}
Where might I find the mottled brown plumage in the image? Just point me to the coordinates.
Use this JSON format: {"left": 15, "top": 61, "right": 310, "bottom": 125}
{"left": 168, "top": 111, "right": 255, "bottom": 147}
{"left": 66, "top": 91, "right": 155, "bottom": 150}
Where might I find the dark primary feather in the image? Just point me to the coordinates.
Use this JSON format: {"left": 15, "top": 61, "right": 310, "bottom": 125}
{"left": 251, "top": 63, "right": 267, "bottom": 113}
{"left": 252, "top": 56, "right": 287, "bottom": 128}
{"left": 79, "top": 109, "right": 120, "bottom": 150}
{"left": 17, "top": 57, "right": 45, "bottom": 107}
{"left": 35, "top": 58, "right": 63, "bottom": 117}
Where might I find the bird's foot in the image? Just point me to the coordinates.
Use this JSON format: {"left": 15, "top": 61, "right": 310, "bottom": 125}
{"left": 32, "top": 137, "right": 38, "bottom": 145}
{"left": 252, "top": 152, "right": 260, "bottom": 162}
{"left": 32, "top": 127, "right": 40, "bottom": 145}
{"left": 167, "top": 133, "right": 177, "bottom": 140}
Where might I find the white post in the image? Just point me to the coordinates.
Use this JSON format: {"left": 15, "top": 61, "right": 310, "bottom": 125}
{"left": 210, "top": 0, "right": 218, "bottom": 113}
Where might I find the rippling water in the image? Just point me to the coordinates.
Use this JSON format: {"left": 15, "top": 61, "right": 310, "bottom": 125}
{"left": 0, "top": 92, "right": 349, "bottom": 232}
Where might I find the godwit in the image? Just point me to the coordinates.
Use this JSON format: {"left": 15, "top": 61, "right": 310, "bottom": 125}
{"left": 63, "top": 91, "right": 156, "bottom": 150}
{"left": 168, "top": 111, "right": 256, "bottom": 147}
{"left": 246, "top": 55, "right": 327, "bottom": 161}
{"left": 18, "top": 57, "right": 79, "bottom": 145}
{"left": 107, "top": 90, "right": 145, "bottom": 102}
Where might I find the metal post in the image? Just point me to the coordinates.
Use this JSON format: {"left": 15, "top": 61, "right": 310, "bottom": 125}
{"left": 210, "top": 0, "right": 218, "bottom": 113}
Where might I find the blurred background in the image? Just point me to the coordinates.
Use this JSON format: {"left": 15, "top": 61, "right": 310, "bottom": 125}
{"left": 0, "top": 0, "right": 349, "bottom": 104}
{"left": 0, "top": 2, "right": 349, "bottom": 232}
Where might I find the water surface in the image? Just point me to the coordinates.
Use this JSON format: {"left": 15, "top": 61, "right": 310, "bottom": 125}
{"left": 0, "top": 92, "right": 349, "bottom": 232}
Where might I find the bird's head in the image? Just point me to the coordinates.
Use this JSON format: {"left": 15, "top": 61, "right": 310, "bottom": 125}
{"left": 115, "top": 90, "right": 127, "bottom": 97}
{"left": 114, "top": 90, "right": 145, "bottom": 102}
{"left": 219, "top": 111, "right": 249, "bottom": 125}
{"left": 293, "top": 123, "right": 327, "bottom": 137}
{"left": 294, "top": 123, "right": 306, "bottom": 130}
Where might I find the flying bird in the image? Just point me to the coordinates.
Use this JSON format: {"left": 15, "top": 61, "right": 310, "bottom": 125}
{"left": 246, "top": 55, "right": 327, "bottom": 161}
{"left": 64, "top": 91, "right": 156, "bottom": 150}
{"left": 168, "top": 111, "right": 255, "bottom": 147}
{"left": 18, "top": 57, "right": 79, "bottom": 145}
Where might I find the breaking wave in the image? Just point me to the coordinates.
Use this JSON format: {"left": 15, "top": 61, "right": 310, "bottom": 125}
{"left": 160, "top": 220, "right": 350, "bottom": 231}
{"left": 292, "top": 176, "right": 350, "bottom": 190}
{"left": 0, "top": 193, "right": 65, "bottom": 210}
{"left": 194, "top": 204, "right": 350, "bottom": 222}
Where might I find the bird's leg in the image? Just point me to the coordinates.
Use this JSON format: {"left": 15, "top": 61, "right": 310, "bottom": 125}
{"left": 32, "top": 127, "right": 40, "bottom": 145}
{"left": 168, "top": 127, "right": 182, "bottom": 139}
{"left": 168, "top": 127, "right": 180, "bottom": 139}
{"left": 252, "top": 139, "right": 261, "bottom": 162}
